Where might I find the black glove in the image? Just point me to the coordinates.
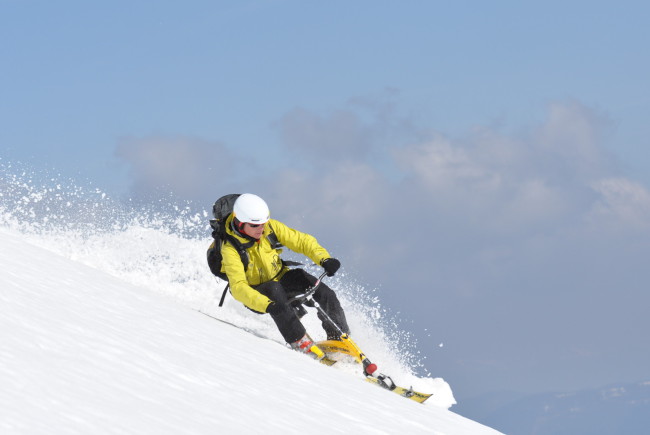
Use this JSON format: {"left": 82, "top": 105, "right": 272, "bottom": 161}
{"left": 266, "top": 301, "right": 284, "bottom": 315}
{"left": 321, "top": 258, "right": 341, "bottom": 277}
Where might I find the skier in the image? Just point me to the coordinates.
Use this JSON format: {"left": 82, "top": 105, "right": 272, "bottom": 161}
{"left": 219, "top": 193, "right": 350, "bottom": 360}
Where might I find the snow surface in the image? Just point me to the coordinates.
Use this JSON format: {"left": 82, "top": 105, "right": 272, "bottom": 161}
{"left": 0, "top": 169, "right": 503, "bottom": 434}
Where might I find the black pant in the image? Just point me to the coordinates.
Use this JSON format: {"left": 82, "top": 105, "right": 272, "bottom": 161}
{"left": 254, "top": 269, "right": 350, "bottom": 344}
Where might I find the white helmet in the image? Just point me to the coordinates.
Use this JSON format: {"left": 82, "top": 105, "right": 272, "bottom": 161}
{"left": 233, "top": 193, "right": 270, "bottom": 224}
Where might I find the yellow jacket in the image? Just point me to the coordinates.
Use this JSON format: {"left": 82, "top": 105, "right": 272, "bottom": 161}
{"left": 220, "top": 215, "right": 331, "bottom": 313}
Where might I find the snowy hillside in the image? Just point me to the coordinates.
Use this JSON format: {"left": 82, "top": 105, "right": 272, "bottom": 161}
{"left": 0, "top": 169, "right": 503, "bottom": 434}
{"left": 0, "top": 228, "right": 503, "bottom": 434}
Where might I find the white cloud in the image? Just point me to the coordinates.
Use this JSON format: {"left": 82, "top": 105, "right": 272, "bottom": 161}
{"left": 265, "top": 160, "right": 388, "bottom": 247}
{"left": 500, "top": 178, "right": 571, "bottom": 230}
{"left": 115, "top": 136, "right": 243, "bottom": 201}
{"left": 395, "top": 136, "right": 503, "bottom": 195}
{"left": 276, "top": 107, "right": 373, "bottom": 162}
{"left": 589, "top": 177, "right": 650, "bottom": 231}
{"left": 533, "top": 100, "right": 614, "bottom": 181}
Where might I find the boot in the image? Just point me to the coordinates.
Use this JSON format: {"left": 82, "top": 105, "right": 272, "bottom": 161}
{"left": 290, "top": 334, "right": 325, "bottom": 361}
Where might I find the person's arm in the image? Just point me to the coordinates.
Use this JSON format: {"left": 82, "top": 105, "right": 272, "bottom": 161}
{"left": 221, "top": 243, "right": 272, "bottom": 313}
{"left": 270, "top": 219, "right": 331, "bottom": 266}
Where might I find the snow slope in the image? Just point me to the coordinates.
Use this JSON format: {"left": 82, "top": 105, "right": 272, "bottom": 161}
{"left": 0, "top": 166, "right": 502, "bottom": 433}
{"left": 0, "top": 228, "right": 503, "bottom": 434}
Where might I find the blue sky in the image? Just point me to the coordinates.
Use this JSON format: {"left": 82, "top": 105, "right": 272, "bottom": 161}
{"left": 2, "top": 0, "right": 650, "bottom": 400}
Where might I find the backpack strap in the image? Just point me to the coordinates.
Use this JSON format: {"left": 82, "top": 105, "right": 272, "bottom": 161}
{"left": 224, "top": 233, "right": 255, "bottom": 270}
{"left": 266, "top": 223, "right": 282, "bottom": 250}
{"left": 218, "top": 283, "right": 230, "bottom": 307}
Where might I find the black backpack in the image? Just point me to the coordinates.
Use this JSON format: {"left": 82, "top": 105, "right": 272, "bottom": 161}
{"left": 207, "top": 194, "right": 247, "bottom": 277}
{"left": 207, "top": 194, "right": 254, "bottom": 306}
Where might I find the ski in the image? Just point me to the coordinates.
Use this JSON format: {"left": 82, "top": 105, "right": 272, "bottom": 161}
{"left": 319, "top": 356, "right": 337, "bottom": 366}
{"left": 365, "top": 375, "right": 432, "bottom": 404}
{"left": 316, "top": 337, "right": 433, "bottom": 404}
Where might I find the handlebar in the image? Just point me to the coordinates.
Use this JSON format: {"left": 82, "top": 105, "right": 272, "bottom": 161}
{"left": 288, "top": 271, "right": 328, "bottom": 304}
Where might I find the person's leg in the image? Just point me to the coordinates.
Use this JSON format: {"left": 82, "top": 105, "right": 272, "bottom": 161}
{"left": 277, "top": 269, "right": 311, "bottom": 318}
{"left": 279, "top": 268, "right": 312, "bottom": 298}
{"left": 255, "top": 281, "right": 305, "bottom": 343}
{"left": 281, "top": 269, "right": 350, "bottom": 339}
{"left": 313, "top": 282, "right": 350, "bottom": 339}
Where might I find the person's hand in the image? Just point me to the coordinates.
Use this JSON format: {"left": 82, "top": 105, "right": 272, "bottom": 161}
{"left": 321, "top": 258, "right": 341, "bottom": 277}
{"left": 266, "top": 301, "right": 283, "bottom": 315}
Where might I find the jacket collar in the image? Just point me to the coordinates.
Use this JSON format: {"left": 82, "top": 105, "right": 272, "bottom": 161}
{"left": 226, "top": 214, "right": 259, "bottom": 244}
